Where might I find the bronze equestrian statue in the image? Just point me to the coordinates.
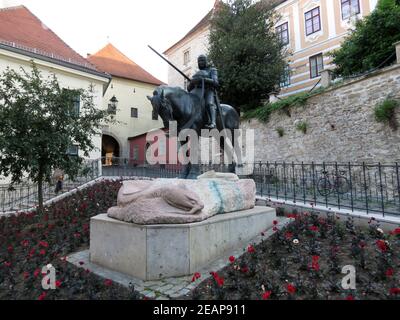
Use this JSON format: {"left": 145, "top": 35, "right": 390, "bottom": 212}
{"left": 147, "top": 47, "right": 240, "bottom": 178}
{"left": 187, "top": 55, "right": 219, "bottom": 130}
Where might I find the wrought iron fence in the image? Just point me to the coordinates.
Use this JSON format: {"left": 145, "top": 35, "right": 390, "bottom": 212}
{"left": 102, "top": 159, "right": 400, "bottom": 217}
{"left": 2, "top": 158, "right": 400, "bottom": 217}
{"left": 0, "top": 159, "right": 101, "bottom": 212}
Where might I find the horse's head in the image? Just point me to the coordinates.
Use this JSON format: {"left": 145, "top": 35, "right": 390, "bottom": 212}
{"left": 147, "top": 87, "right": 174, "bottom": 129}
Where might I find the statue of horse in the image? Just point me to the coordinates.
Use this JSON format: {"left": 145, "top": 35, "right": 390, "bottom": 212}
{"left": 147, "top": 85, "right": 241, "bottom": 178}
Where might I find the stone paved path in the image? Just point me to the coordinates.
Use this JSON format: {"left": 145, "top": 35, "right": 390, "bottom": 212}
{"left": 67, "top": 217, "right": 291, "bottom": 300}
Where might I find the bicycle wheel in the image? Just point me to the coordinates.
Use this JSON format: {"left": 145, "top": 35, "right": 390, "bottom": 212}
{"left": 317, "top": 178, "right": 332, "bottom": 197}
{"left": 335, "top": 177, "right": 350, "bottom": 195}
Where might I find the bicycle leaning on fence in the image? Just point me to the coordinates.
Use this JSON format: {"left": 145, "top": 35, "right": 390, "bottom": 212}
{"left": 317, "top": 170, "right": 350, "bottom": 197}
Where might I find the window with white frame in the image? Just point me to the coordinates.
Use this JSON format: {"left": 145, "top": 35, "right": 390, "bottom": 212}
{"left": 276, "top": 22, "right": 289, "bottom": 45}
{"left": 305, "top": 7, "right": 321, "bottom": 36}
{"left": 280, "top": 65, "right": 291, "bottom": 88}
{"left": 309, "top": 54, "right": 324, "bottom": 78}
{"left": 341, "top": 0, "right": 360, "bottom": 20}
{"left": 183, "top": 50, "right": 190, "bottom": 66}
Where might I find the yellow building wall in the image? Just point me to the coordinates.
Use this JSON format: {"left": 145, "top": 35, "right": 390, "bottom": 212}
{"left": 276, "top": 0, "right": 377, "bottom": 97}
{"left": 0, "top": 48, "right": 108, "bottom": 183}
{"left": 102, "top": 77, "right": 163, "bottom": 159}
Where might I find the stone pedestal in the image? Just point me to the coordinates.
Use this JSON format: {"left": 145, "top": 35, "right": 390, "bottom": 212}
{"left": 90, "top": 206, "right": 276, "bottom": 281}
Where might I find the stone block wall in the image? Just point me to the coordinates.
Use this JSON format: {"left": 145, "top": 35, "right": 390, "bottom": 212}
{"left": 241, "top": 64, "right": 400, "bottom": 164}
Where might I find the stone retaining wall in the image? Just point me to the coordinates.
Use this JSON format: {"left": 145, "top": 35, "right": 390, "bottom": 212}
{"left": 241, "top": 64, "right": 400, "bottom": 164}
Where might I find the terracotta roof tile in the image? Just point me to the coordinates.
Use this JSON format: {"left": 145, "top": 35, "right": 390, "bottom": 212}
{"left": 88, "top": 43, "right": 164, "bottom": 85}
{"left": 0, "top": 5, "right": 97, "bottom": 70}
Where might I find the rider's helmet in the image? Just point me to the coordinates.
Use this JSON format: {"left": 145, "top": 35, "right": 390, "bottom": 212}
{"left": 198, "top": 55, "right": 208, "bottom": 70}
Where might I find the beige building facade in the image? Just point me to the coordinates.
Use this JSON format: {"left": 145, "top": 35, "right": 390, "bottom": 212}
{"left": 164, "top": 0, "right": 378, "bottom": 97}
{"left": 276, "top": 0, "right": 377, "bottom": 97}
{"left": 0, "top": 6, "right": 110, "bottom": 184}
{"left": 88, "top": 44, "right": 164, "bottom": 161}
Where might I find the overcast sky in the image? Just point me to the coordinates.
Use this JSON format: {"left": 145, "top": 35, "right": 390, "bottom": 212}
{"left": 1, "top": 0, "right": 216, "bottom": 83}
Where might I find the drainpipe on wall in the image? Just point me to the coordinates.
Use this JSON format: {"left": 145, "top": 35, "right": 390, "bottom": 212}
{"left": 395, "top": 41, "right": 400, "bottom": 65}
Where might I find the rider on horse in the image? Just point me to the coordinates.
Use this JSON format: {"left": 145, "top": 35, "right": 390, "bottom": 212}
{"left": 187, "top": 55, "right": 219, "bottom": 130}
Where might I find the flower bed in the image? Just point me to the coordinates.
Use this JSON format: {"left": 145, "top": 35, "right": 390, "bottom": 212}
{"left": 0, "top": 179, "right": 141, "bottom": 300}
{"left": 2, "top": 178, "right": 400, "bottom": 300}
{"left": 190, "top": 212, "right": 400, "bottom": 300}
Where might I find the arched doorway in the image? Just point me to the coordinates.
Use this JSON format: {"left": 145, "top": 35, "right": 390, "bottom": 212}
{"left": 102, "top": 134, "right": 120, "bottom": 166}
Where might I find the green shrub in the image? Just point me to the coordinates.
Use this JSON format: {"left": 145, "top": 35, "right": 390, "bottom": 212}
{"left": 242, "top": 92, "right": 312, "bottom": 122}
{"left": 296, "top": 121, "right": 308, "bottom": 134}
{"left": 276, "top": 127, "right": 285, "bottom": 137}
{"left": 374, "top": 99, "right": 399, "bottom": 130}
{"left": 330, "top": 0, "right": 400, "bottom": 77}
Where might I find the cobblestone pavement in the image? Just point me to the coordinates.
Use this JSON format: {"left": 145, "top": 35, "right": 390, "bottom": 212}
{"left": 67, "top": 217, "right": 291, "bottom": 300}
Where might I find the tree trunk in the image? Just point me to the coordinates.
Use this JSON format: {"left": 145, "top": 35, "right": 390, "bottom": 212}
{"left": 37, "top": 168, "right": 44, "bottom": 214}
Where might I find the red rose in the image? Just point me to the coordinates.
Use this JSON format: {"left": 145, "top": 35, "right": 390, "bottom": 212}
{"left": 241, "top": 266, "right": 249, "bottom": 273}
{"left": 55, "top": 280, "right": 62, "bottom": 288}
{"left": 390, "top": 228, "right": 400, "bottom": 236}
{"left": 38, "top": 292, "right": 47, "bottom": 301}
{"left": 104, "top": 279, "right": 113, "bottom": 286}
{"left": 287, "top": 284, "right": 296, "bottom": 295}
{"left": 247, "top": 245, "right": 255, "bottom": 253}
{"left": 386, "top": 268, "right": 395, "bottom": 277}
{"left": 39, "top": 241, "right": 49, "bottom": 248}
{"left": 376, "top": 240, "right": 388, "bottom": 252}
{"left": 7, "top": 245, "right": 13, "bottom": 253}
{"left": 34, "top": 269, "right": 41, "bottom": 278}
{"left": 211, "top": 272, "right": 224, "bottom": 287}
{"left": 390, "top": 288, "right": 400, "bottom": 295}
{"left": 4, "top": 261, "right": 11, "bottom": 267}
{"left": 191, "top": 272, "right": 201, "bottom": 282}
{"left": 21, "top": 240, "right": 29, "bottom": 247}
{"left": 262, "top": 291, "right": 272, "bottom": 300}
{"left": 285, "top": 232, "right": 293, "bottom": 240}
{"left": 311, "top": 256, "right": 320, "bottom": 271}
{"left": 273, "top": 220, "right": 278, "bottom": 225}
{"left": 346, "top": 295, "right": 355, "bottom": 301}
{"left": 39, "top": 249, "right": 46, "bottom": 256}
{"left": 273, "top": 227, "right": 278, "bottom": 232}
{"left": 229, "top": 256, "right": 235, "bottom": 263}
{"left": 309, "top": 225, "right": 319, "bottom": 232}
{"left": 216, "top": 277, "right": 224, "bottom": 287}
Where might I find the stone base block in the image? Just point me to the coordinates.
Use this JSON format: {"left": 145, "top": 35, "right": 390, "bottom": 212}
{"left": 90, "top": 206, "right": 277, "bottom": 281}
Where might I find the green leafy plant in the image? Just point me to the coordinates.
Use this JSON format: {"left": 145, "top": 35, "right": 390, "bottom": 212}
{"left": 208, "top": 0, "right": 287, "bottom": 112}
{"left": 276, "top": 127, "right": 285, "bottom": 138}
{"left": 330, "top": 0, "right": 400, "bottom": 77}
{"left": 374, "top": 98, "right": 399, "bottom": 130}
{"left": 0, "top": 62, "right": 114, "bottom": 212}
{"left": 242, "top": 92, "right": 312, "bottom": 123}
{"left": 296, "top": 121, "right": 308, "bottom": 134}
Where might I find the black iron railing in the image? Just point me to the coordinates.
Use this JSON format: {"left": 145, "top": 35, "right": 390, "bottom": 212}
{"left": 2, "top": 159, "right": 399, "bottom": 217}
{"left": 101, "top": 159, "right": 400, "bottom": 217}
{"left": 0, "top": 159, "right": 101, "bottom": 212}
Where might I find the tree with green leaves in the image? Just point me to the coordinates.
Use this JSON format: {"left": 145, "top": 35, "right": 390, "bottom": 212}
{"left": 0, "top": 62, "right": 112, "bottom": 212}
{"left": 330, "top": 0, "right": 400, "bottom": 77}
{"left": 208, "top": 0, "right": 287, "bottom": 112}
